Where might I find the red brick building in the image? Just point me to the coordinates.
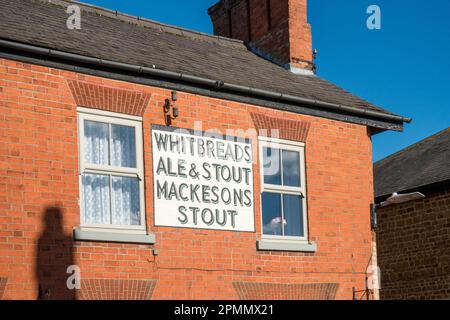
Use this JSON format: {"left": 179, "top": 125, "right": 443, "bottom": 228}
{"left": 0, "top": 0, "right": 410, "bottom": 300}
{"left": 374, "top": 128, "right": 450, "bottom": 300}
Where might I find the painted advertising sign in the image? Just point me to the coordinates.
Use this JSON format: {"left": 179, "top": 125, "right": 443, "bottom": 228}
{"left": 152, "top": 126, "right": 255, "bottom": 232}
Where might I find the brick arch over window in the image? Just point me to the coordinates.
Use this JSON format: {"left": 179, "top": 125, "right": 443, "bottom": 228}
{"left": 78, "top": 279, "right": 157, "bottom": 300}
{"left": 67, "top": 80, "right": 151, "bottom": 116}
{"left": 250, "top": 113, "right": 311, "bottom": 142}
{"left": 0, "top": 277, "right": 7, "bottom": 300}
{"left": 233, "top": 282, "right": 339, "bottom": 300}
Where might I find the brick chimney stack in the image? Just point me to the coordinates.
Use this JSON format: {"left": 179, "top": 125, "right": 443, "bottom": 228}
{"left": 208, "top": 0, "right": 314, "bottom": 74}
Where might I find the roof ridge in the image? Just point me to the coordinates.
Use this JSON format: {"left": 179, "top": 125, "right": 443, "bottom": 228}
{"left": 41, "top": 0, "right": 245, "bottom": 48}
{"left": 375, "top": 126, "right": 450, "bottom": 166}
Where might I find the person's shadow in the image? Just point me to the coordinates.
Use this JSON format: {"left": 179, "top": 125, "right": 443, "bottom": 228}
{"left": 36, "top": 207, "right": 77, "bottom": 300}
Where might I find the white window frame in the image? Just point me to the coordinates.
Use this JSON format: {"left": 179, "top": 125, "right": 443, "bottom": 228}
{"left": 77, "top": 107, "right": 146, "bottom": 233}
{"left": 258, "top": 136, "right": 308, "bottom": 242}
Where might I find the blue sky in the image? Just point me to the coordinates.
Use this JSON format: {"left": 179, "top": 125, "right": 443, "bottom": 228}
{"left": 81, "top": 0, "right": 450, "bottom": 162}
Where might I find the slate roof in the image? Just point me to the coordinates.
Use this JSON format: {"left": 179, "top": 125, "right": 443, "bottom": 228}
{"left": 0, "top": 0, "right": 404, "bottom": 118}
{"left": 374, "top": 127, "right": 450, "bottom": 198}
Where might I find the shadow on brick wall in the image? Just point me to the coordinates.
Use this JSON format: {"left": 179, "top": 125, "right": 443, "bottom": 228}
{"left": 36, "top": 206, "right": 77, "bottom": 300}
{"left": 0, "top": 277, "right": 7, "bottom": 300}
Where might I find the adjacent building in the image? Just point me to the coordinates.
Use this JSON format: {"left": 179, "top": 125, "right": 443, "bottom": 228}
{"left": 0, "top": 0, "right": 410, "bottom": 300}
{"left": 374, "top": 128, "right": 450, "bottom": 300}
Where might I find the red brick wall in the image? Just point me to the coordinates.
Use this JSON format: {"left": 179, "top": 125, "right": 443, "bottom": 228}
{"left": 0, "top": 57, "right": 374, "bottom": 300}
{"left": 287, "top": 0, "right": 313, "bottom": 69}
{"left": 250, "top": 113, "right": 311, "bottom": 142}
{"left": 209, "top": 0, "right": 313, "bottom": 70}
{"left": 67, "top": 80, "right": 151, "bottom": 116}
{"left": 79, "top": 279, "right": 157, "bottom": 300}
{"left": 376, "top": 186, "right": 450, "bottom": 300}
{"left": 234, "top": 282, "right": 339, "bottom": 300}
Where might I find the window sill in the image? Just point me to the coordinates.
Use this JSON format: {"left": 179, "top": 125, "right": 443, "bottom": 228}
{"left": 257, "top": 239, "right": 317, "bottom": 253}
{"left": 73, "top": 228, "right": 156, "bottom": 245}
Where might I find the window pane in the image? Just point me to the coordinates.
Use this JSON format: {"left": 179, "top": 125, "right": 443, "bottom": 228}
{"left": 82, "top": 174, "right": 111, "bottom": 225}
{"left": 84, "top": 120, "right": 110, "bottom": 165}
{"left": 261, "top": 192, "right": 283, "bottom": 236}
{"left": 111, "top": 176, "right": 140, "bottom": 226}
{"left": 263, "top": 147, "right": 281, "bottom": 185}
{"left": 111, "top": 124, "right": 137, "bottom": 168}
{"left": 283, "top": 194, "right": 304, "bottom": 237}
{"left": 282, "top": 150, "right": 300, "bottom": 187}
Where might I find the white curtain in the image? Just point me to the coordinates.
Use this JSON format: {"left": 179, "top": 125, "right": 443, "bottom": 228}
{"left": 82, "top": 121, "right": 139, "bottom": 226}
{"left": 82, "top": 174, "right": 110, "bottom": 225}
{"left": 84, "top": 120, "right": 109, "bottom": 165}
{"left": 111, "top": 124, "right": 136, "bottom": 168}
{"left": 112, "top": 176, "right": 140, "bottom": 226}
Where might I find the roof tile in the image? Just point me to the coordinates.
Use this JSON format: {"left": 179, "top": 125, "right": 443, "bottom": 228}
{"left": 0, "top": 0, "right": 400, "bottom": 119}
{"left": 374, "top": 127, "right": 450, "bottom": 197}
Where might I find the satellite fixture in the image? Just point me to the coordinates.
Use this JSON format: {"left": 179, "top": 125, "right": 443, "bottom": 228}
{"left": 380, "top": 192, "right": 425, "bottom": 208}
